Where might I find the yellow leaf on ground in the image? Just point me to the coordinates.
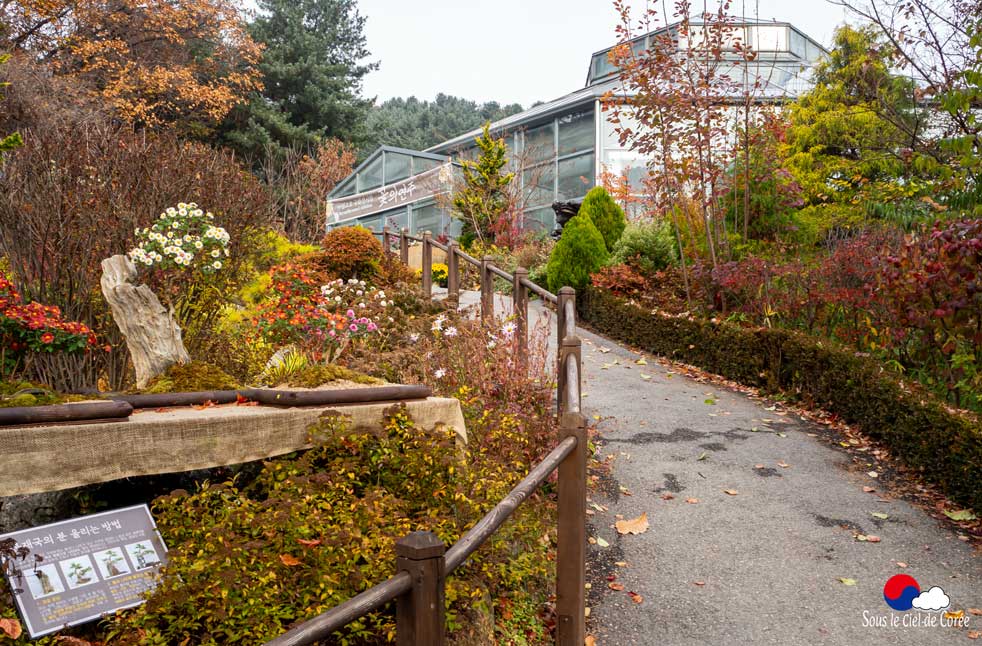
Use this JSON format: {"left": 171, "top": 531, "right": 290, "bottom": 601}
{"left": 615, "top": 513, "right": 649, "bottom": 535}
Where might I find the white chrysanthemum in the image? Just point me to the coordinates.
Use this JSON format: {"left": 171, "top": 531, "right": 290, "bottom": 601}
{"left": 212, "top": 261, "right": 222, "bottom": 270}
{"left": 434, "top": 368, "right": 446, "bottom": 379}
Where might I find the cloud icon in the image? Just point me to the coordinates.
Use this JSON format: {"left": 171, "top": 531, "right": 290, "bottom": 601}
{"left": 911, "top": 586, "right": 950, "bottom": 611}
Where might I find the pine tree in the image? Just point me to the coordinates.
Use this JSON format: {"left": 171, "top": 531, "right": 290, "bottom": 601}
{"left": 451, "top": 123, "right": 514, "bottom": 246}
{"left": 221, "top": 0, "right": 375, "bottom": 158}
{"left": 546, "top": 213, "right": 609, "bottom": 293}
{"left": 580, "top": 186, "right": 626, "bottom": 252}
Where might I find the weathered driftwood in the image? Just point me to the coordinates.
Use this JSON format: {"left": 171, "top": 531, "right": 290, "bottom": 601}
{"left": 100, "top": 255, "right": 190, "bottom": 388}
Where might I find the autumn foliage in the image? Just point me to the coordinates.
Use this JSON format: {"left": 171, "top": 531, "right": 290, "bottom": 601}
{"left": 3, "top": 0, "right": 262, "bottom": 131}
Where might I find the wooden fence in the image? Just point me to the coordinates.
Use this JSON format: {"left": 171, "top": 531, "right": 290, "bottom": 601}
{"left": 264, "top": 227, "right": 586, "bottom": 646}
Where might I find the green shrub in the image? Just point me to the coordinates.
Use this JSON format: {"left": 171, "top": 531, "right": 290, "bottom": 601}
{"left": 578, "top": 287, "right": 982, "bottom": 512}
{"left": 320, "top": 226, "right": 384, "bottom": 279}
{"left": 546, "top": 213, "right": 609, "bottom": 293}
{"left": 580, "top": 186, "right": 627, "bottom": 252}
{"left": 611, "top": 220, "right": 677, "bottom": 274}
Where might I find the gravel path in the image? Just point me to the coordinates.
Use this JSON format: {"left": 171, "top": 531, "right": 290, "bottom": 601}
{"left": 444, "top": 288, "right": 980, "bottom": 645}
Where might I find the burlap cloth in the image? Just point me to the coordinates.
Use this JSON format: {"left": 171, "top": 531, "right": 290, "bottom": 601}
{"left": 0, "top": 397, "right": 466, "bottom": 497}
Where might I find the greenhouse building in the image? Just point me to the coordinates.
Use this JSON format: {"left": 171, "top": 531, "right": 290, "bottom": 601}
{"left": 326, "top": 18, "right": 828, "bottom": 236}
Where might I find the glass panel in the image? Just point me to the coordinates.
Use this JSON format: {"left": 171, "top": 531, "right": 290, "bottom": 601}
{"left": 445, "top": 216, "right": 463, "bottom": 239}
{"left": 412, "top": 202, "right": 442, "bottom": 236}
{"left": 524, "top": 207, "right": 555, "bottom": 234}
{"left": 384, "top": 152, "right": 411, "bottom": 184}
{"left": 524, "top": 122, "right": 555, "bottom": 164}
{"left": 381, "top": 208, "right": 409, "bottom": 232}
{"left": 358, "top": 156, "right": 383, "bottom": 192}
{"left": 333, "top": 179, "right": 356, "bottom": 198}
{"left": 591, "top": 51, "right": 616, "bottom": 81}
{"left": 559, "top": 110, "right": 595, "bottom": 156}
{"left": 523, "top": 163, "right": 555, "bottom": 208}
{"left": 356, "top": 215, "right": 383, "bottom": 233}
{"left": 557, "top": 153, "right": 595, "bottom": 200}
{"left": 414, "top": 157, "right": 442, "bottom": 174}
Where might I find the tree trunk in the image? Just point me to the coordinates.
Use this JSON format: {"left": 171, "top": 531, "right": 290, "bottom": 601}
{"left": 100, "top": 255, "right": 190, "bottom": 388}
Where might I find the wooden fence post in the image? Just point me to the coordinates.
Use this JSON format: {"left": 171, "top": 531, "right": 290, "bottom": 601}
{"left": 556, "top": 287, "right": 576, "bottom": 414}
{"left": 382, "top": 226, "right": 392, "bottom": 258}
{"left": 512, "top": 267, "right": 529, "bottom": 356}
{"left": 400, "top": 228, "right": 410, "bottom": 264}
{"left": 556, "top": 337, "right": 585, "bottom": 646}
{"left": 480, "top": 256, "right": 494, "bottom": 324}
{"left": 447, "top": 241, "right": 460, "bottom": 309}
{"left": 421, "top": 231, "right": 433, "bottom": 300}
{"left": 396, "top": 531, "right": 446, "bottom": 646}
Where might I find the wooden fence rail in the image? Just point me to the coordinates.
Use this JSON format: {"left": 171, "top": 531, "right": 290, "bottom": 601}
{"left": 265, "top": 227, "right": 584, "bottom": 645}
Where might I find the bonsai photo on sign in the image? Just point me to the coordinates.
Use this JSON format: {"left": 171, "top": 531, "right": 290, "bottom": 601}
{"left": 124, "top": 542, "right": 160, "bottom": 570}
{"left": 59, "top": 556, "right": 98, "bottom": 590}
{"left": 94, "top": 549, "right": 131, "bottom": 579}
{"left": 25, "top": 564, "right": 65, "bottom": 599}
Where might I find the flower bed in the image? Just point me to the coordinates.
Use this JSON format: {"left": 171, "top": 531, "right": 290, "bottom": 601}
{"left": 578, "top": 286, "right": 982, "bottom": 512}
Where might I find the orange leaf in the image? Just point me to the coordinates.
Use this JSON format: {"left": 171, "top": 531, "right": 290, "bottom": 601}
{"left": 236, "top": 394, "right": 258, "bottom": 406}
{"left": 660, "top": 493, "right": 674, "bottom": 500}
{"left": 615, "top": 513, "right": 649, "bottom": 535}
{"left": 0, "top": 618, "right": 22, "bottom": 639}
{"left": 693, "top": 581, "right": 706, "bottom": 586}
{"left": 193, "top": 400, "right": 216, "bottom": 410}
{"left": 585, "top": 636, "right": 597, "bottom": 646}
{"left": 279, "top": 554, "right": 302, "bottom": 566}
{"left": 777, "top": 461, "right": 790, "bottom": 468}
{"left": 608, "top": 582, "right": 625, "bottom": 591}
{"left": 866, "top": 535, "right": 881, "bottom": 543}
{"left": 628, "top": 591, "right": 644, "bottom": 604}
{"left": 969, "top": 608, "right": 982, "bottom": 616}
{"left": 685, "top": 498, "right": 700, "bottom": 504}
{"left": 863, "top": 486, "right": 876, "bottom": 493}
{"left": 723, "top": 489, "right": 739, "bottom": 496}
{"left": 297, "top": 539, "right": 321, "bottom": 547}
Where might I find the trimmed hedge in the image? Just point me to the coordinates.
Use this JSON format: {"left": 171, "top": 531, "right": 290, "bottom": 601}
{"left": 578, "top": 287, "right": 982, "bottom": 512}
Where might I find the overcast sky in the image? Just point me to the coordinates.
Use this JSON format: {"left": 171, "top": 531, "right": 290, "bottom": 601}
{"left": 356, "top": 0, "right": 858, "bottom": 107}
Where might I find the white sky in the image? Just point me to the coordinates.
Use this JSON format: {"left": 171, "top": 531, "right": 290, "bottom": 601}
{"left": 357, "top": 0, "right": 857, "bottom": 107}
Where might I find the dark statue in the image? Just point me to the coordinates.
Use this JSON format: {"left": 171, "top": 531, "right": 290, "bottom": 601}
{"left": 550, "top": 197, "right": 584, "bottom": 238}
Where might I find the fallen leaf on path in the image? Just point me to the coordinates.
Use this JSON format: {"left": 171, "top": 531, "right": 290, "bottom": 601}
{"left": 838, "top": 577, "right": 857, "bottom": 586}
{"left": 777, "top": 461, "right": 790, "bottom": 468}
{"left": 595, "top": 537, "right": 610, "bottom": 548}
{"left": 661, "top": 493, "right": 674, "bottom": 500}
{"left": 598, "top": 347, "right": 611, "bottom": 353}
{"left": 863, "top": 486, "right": 876, "bottom": 493}
{"left": 628, "top": 591, "right": 644, "bottom": 604}
{"left": 704, "top": 398, "right": 716, "bottom": 405}
{"left": 697, "top": 452, "right": 708, "bottom": 461}
{"left": 754, "top": 464, "right": 765, "bottom": 469}
{"left": 635, "top": 358, "right": 647, "bottom": 365}
{"left": 867, "top": 471, "right": 879, "bottom": 478}
{"left": 279, "top": 554, "right": 301, "bottom": 567}
{"left": 685, "top": 498, "right": 700, "bottom": 504}
{"left": 640, "top": 373, "right": 652, "bottom": 381}
{"left": 615, "top": 513, "right": 649, "bottom": 535}
{"left": 895, "top": 561, "right": 908, "bottom": 568}
{"left": 968, "top": 631, "right": 980, "bottom": 640}
{"left": 867, "top": 536, "right": 881, "bottom": 543}
{"left": 871, "top": 512, "right": 889, "bottom": 520}
{"left": 943, "top": 509, "right": 977, "bottom": 522}
{"left": 776, "top": 432, "right": 787, "bottom": 438}
{"left": 297, "top": 538, "right": 321, "bottom": 547}
{"left": 693, "top": 581, "right": 705, "bottom": 586}
{"left": 608, "top": 582, "right": 625, "bottom": 591}
{"left": 968, "top": 608, "right": 982, "bottom": 616}
{"left": 723, "top": 489, "right": 739, "bottom": 496}
{"left": 619, "top": 486, "right": 632, "bottom": 496}
{"left": 585, "top": 636, "right": 597, "bottom": 646}
{"left": 0, "top": 618, "right": 22, "bottom": 639}
{"left": 615, "top": 561, "right": 628, "bottom": 567}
